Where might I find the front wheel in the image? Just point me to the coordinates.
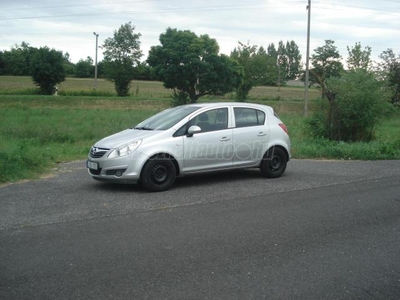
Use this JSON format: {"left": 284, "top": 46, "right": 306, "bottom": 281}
{"left": 260, "top": 147, "right": 287, "bottom": 178}
{"left": 141, "top": 157, "right": 176, "bottom": 192}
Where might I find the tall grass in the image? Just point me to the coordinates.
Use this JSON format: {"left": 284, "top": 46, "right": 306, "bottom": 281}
{"left": 283, "top": 113, "right": 400, "bottom": 160}
{"left": 0, "top": 99, "right": 157, "bottom": 183}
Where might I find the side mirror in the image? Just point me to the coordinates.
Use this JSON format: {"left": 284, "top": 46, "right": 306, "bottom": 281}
{"left": 187, "top": 125, "right": 202, "bottom": 137}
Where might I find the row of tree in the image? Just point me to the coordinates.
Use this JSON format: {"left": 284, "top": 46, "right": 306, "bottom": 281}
{"left": 0, "top": 42, "right": 66, "bottom": 94}
{"left": 0, "top": 23, "right": 303, "bottom": 99}
{"left": 0, "top": 41, "right": 154, "bottom": 81}
{"left": 0, "top": 22, "right": 399, "bottom": 106}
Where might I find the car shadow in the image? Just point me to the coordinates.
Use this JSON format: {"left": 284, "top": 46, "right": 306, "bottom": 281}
{"left": 174, "top": 168, "right": 263, "bottom": 189}
{"left": 90, "top": 168, "right": 264, "bottom": 193}
{"left": 92, "top": 181, "right": 145, "bottom": 193}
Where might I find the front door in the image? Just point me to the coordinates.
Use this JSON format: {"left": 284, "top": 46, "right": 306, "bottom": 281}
{"left": 182, "top": 108, "right": 233, "bottom": 172}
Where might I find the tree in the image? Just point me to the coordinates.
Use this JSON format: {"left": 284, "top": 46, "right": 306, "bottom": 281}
{"left": 267, "top": 43, "right": 278, "bottom": 58}
{"left": 96, "top": 61, "right": 105, "bottom": 78}
{"left": 276, "top": 41, "right": 287, "bottom": 87}
{"left": 0, "top": 42, "right": 33, "bottom": 75}
{"left": 63, "top": 52, "right": 76, "bottom": 76}
{"left": 135, "top": 62, "right": 156, "bottom": 81}
{"left": 0, "top": 51, "right": 5, "bottom": 75}
{"left": 231, "top": 42, "right": 259, "bottom": 100}
{"left": 148, "top": 28, "right": 243, "bottom": 104}
{"left": 285, "top": 40, "right": 302, "bottom": 79}
{"left": 231, "top": 42, "right": 277, "bottom": 100}
{"left": 308, "top": 40, "right": 344, "bottom": 98}
{"left": 102, "top": 22, "right": 143, "bottom": 96}
{"left": 307, "top": 69, "right": 390, "bottom": 142}
{"left": 346, "top": 42, "right": 372, "bottom": 70}
{"left": 30, "top": 47, "right": 66, "bottom": 95}
{"left": 277, "top": 41, "right": 287, "bottom": 70}
{"left": 266, "top": 41, "right": 302, "bottom": 81}
{"left": 378, "top": 49, "right": 400, "bottom": 105}
{"left": 75, "top": 56, "right": 94, "bottom": 78}
{"left": 253, "top": 47, "right": 279, "bottom": 86}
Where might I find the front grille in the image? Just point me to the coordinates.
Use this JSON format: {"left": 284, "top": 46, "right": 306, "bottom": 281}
{"left": 90, "top": 147, "right": 109, "bottom": 158}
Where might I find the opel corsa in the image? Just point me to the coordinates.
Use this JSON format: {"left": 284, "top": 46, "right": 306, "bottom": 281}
{"left": 87, "top": 102, "right": 291, "bottom": 192}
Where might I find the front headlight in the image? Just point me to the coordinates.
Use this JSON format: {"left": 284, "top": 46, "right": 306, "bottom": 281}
{"left": 108, "top": 140, "right": 142, "bottom": 158}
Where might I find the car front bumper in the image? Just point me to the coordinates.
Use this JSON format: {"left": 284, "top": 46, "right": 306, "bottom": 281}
{"left": 86, "top": 151, "right": 149, "bottom": 184}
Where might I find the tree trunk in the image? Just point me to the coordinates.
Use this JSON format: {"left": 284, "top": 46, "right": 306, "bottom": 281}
{"left": 188, "top": 85, "right": 198, "bottom": 103}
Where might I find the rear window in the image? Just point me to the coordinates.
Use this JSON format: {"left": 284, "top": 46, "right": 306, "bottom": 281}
{"left": 234, "top": 108, "right": 265, "bottom": 128}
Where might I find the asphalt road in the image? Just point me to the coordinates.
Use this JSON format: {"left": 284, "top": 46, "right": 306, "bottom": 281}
{"left": 1, "top": 159, "right": 400, "bottom": 299}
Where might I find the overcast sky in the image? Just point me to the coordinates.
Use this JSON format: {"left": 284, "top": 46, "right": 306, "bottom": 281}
{"left": 1, "top": 0, "right": 399, "bottom": 65}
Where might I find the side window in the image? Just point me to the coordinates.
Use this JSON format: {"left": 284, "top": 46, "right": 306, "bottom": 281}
{"left": 191, "top": 108, "right": 228, "bottom": 133}
{"left": 192, "top": 111, "right": 212, "bottom": 132}
{"left": 234, "top": 108, "right": 265, "bottom": 128}
{"left": 214, "top": 108, "right": 229, "bottom": 130}
{"left": 173, "top": 108, "right": 228, "bottom": 137}
{"left": 174, "top": 124, "right": 188, "bottom": 137}
{"left": 257, "top": 110, "right": 265, "bottom": 125}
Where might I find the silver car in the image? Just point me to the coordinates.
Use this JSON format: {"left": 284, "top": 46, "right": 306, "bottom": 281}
{"left": 86, "top": 102, "right": 291, "bottom": 192}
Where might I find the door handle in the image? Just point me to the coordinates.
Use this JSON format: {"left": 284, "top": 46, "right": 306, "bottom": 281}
{"left": 220, "top": 136, "right": 230, "bottom": 141}
{"left": 257, "top": 132, "right": 266, "bottom": 136}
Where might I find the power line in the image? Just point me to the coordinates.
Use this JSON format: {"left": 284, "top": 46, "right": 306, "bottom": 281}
{"left": 1, "top": 0, "right": 167, "bottom": 12}
{"left": 1, "top": 1, "right": 398, "bottom": 23}
{"left": 0, "top": 1, "right": 308, "bottom": 21}
{"left": 315, "top": 1, "right": 400, "bottom": 14}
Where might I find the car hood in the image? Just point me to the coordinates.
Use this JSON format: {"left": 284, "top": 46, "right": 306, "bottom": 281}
{"left": 95, "top": 128, "right": 162, "bottom": 149}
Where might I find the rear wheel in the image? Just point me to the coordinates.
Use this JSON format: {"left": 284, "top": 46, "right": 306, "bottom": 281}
{"left": 260, "top": 147, "right": 287, "bottom": 178}
{"left": 141, "top": 157, "right": 176, "bottom": 192}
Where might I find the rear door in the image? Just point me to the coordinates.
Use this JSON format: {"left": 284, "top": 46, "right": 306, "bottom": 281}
{"left": 232, "top": 107, "right": 269, "bottom": 167}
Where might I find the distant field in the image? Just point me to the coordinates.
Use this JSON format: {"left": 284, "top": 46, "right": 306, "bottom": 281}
{"left": 0, "top": 76, "right": 321, "bottom": 102}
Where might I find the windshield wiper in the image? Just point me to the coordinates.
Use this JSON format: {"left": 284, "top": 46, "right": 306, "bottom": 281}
{"left": 134, "top": 126, "right": 154, "bottom": 130}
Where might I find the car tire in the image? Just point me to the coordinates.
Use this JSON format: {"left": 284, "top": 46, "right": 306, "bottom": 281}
{"left": 260, "top": 147, "right": 287, "bottom": 178}
{"left": 141, "top": 156, "right": 176, "bottom": 192}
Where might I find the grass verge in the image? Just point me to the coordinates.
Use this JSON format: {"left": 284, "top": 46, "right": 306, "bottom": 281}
{"left": 0, "top": 97, "right": 159, "bottom": 183}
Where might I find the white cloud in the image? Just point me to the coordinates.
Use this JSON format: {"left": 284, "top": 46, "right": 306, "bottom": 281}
{"left": 0, "top": 0, "right": 399, "bottom": 64}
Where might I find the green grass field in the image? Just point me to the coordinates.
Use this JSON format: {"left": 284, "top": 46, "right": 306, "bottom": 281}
{"left": 1, "top": 76, "right": 399, "bottom": 184}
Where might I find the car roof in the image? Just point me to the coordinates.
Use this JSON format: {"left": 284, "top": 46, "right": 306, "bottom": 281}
{"left": 183, "top": 102, "right": 274, "bottom": 112}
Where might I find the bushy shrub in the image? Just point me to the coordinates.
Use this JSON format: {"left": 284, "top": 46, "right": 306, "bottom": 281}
{"left": 307, "top": 70, "right": 392, "bottom": 142}
{"left": 30, "top": 47, "right": 66, "bottom": 95}
{"left": 170, "top": 90, "right": 190, "bottom": 107}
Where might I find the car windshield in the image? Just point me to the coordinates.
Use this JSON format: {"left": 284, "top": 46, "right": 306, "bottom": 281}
{"left": 135, "top": 106, "right": 201, "bottom": 130}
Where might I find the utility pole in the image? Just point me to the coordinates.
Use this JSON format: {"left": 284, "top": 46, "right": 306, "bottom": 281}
{"left": 93, "top": 32, "right": 99, "bottom": 90}
{"left": 304, "top": 0, "right": 311, "bottom": 116}
{"left": 277, "top": 55, "right": 281, "bottom": 92}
